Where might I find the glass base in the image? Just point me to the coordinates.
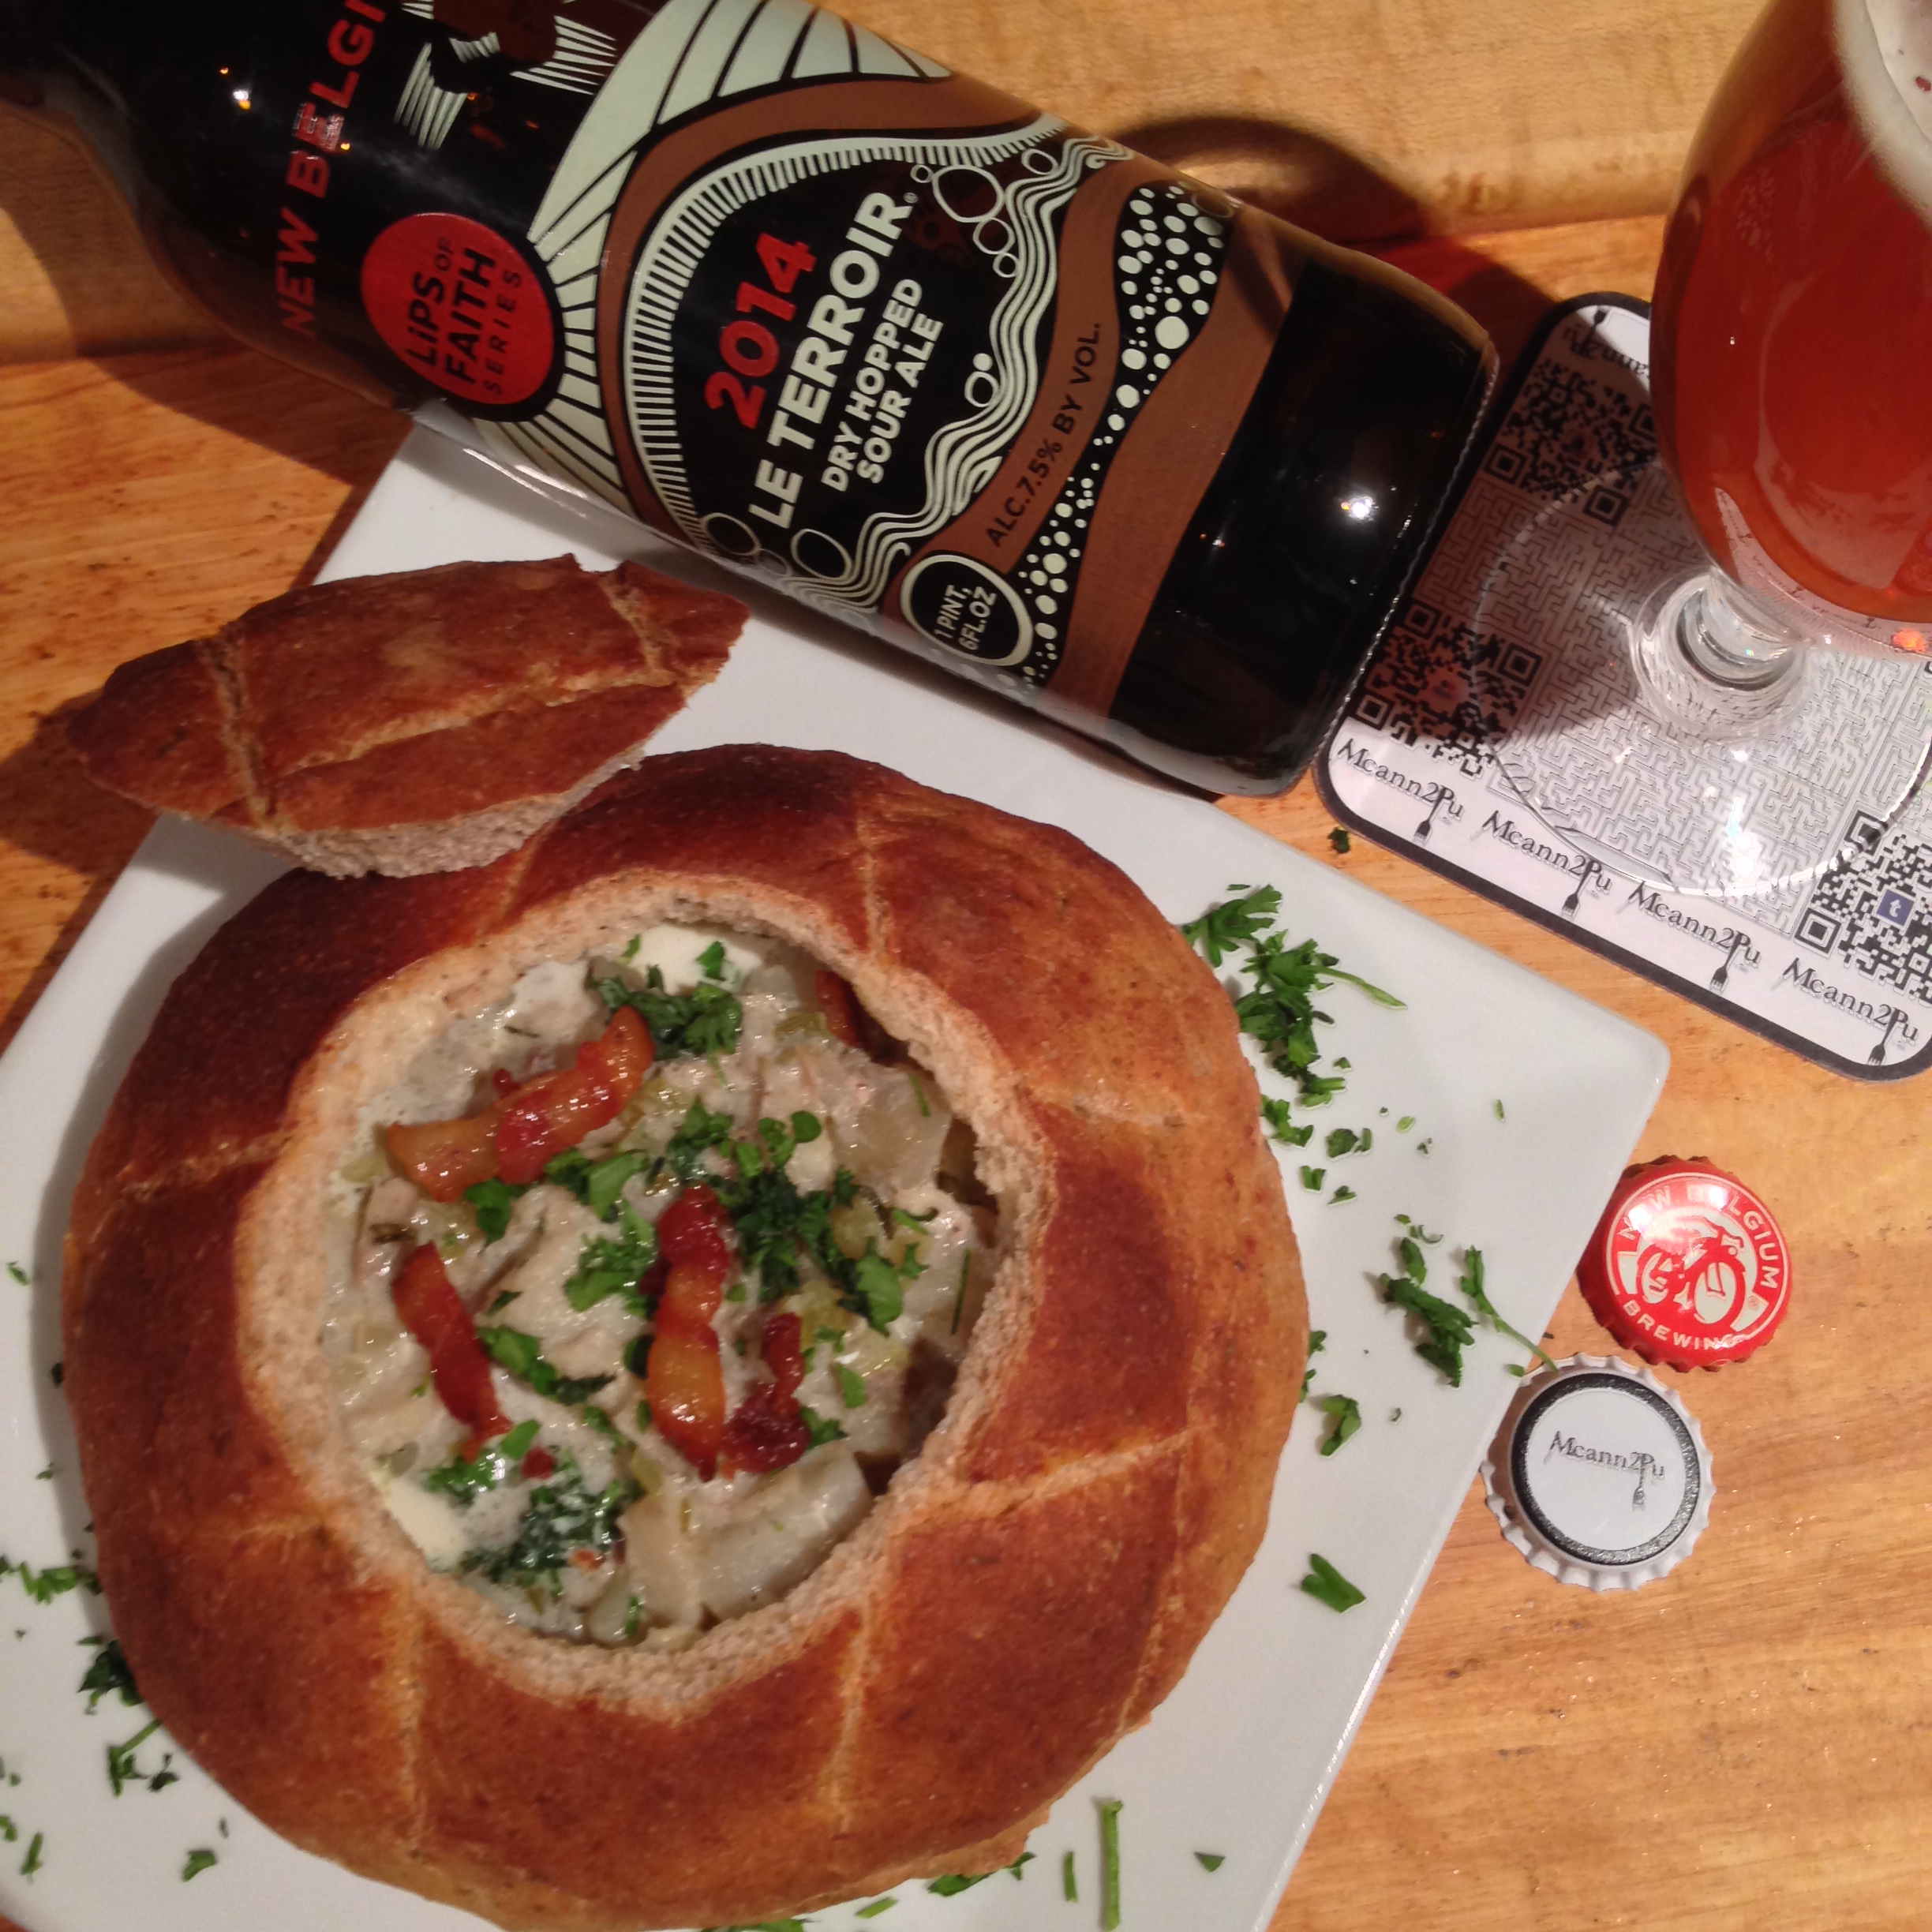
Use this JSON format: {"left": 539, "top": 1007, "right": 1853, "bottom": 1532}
{"left": 1467, "top": 466, "right": 1932, "bottom": 907}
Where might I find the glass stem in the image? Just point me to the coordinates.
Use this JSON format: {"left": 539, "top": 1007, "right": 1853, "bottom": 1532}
{"left": 1673, "top": 574, "right": 1808, "bottom": 690}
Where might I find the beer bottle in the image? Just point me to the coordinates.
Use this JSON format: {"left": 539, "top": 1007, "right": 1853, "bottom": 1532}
{"left": 0, "top": 0, "right": 1494, "bottom": 792}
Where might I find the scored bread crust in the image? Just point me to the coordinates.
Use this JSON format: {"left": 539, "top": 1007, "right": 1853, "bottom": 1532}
{"left": 65, "top": 556, "right": 746, "bottom": 878}
{"left": 62, "top": 746, "right": 1305, "bottom": 1931}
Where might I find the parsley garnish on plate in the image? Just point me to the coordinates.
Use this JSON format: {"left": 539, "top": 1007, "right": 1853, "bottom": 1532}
{"left": 106, "top": 1719, "right": 176, "bottom": 1795}
{"left": 421, "top": 1419, "right": 541, "bottom": 1507}
{"left": 1196, "top": 1851, "right": 1227, "bottom": 1871}
{"left": 563, "top": 1200, "right": 658, "bottom": 1314}
{"left": 1260, "top": 1097, "right": 1313, "bottom": 1146}
{"left": 1327, "top": 826, "right": 1351, "bottom": 855}
{"left": 856, "top": 1898, "right": 897, "bottom": 1918}
{"left": 78, "top": 1635, "right": 140, "bottom": 1713}
{"left": 1, "top": 1557, "right": 100, "bottom": 1605}
{"left": 1099, "top": 1799, "right": 1124, "bottom": 1930}
{"left": 1300, "top": 1553, "right": 1366, "bottom": 1612}
{"left": 1314, "top": 1394, "right": 1361, "bottom": 1455}
{"left": 1458, "top": 1246, "right": 1558, "bottom": 1374}
{"left": 20, "top": 1829, "right": 43, "bottom": 1878}
{"left": 1062, "top": 1851, "right": 1078, "bottom": 1900}
{"left": 1298, "top": 1329, "right": 1327, "bottom": 1403}
{"left": 182, "top": 1848, "right": 217, "bottom": 1880}
{"left": 5, "top": 1261, "right": 25, "bottom": 1285}
{"left": 1380, "top": 1229, "right": 1477, "bottom": 1386}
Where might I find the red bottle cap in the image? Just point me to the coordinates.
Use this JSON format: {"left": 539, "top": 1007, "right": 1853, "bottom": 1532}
{"left": 1575, "top": 1157, "right": 1791, "bottom": 1370}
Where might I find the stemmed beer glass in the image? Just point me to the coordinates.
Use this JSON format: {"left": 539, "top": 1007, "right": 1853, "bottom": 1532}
{"left": 1489, "top": 0, "right": 1932, "bottom": 900}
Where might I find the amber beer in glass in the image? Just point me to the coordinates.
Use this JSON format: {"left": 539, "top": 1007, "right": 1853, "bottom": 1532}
{"left": 1649, "top": 0, "right": 1932, "bottom": 658}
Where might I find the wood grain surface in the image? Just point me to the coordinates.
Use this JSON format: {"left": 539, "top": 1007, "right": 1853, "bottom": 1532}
{"left": 1, "top": 6, "right": 1928, "bottom": 1930}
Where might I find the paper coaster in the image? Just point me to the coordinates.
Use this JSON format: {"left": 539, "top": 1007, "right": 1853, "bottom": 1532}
{"left": 1320, "top": 294, "right": 1932, "bottom": 1080}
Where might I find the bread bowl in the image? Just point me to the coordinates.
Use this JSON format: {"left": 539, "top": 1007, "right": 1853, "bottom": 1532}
{"left": 62, "top": 744, "right": 1305, "bottom": 1930}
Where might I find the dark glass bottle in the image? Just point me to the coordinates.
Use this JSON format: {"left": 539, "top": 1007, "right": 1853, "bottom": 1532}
{"left": 2, "top": 0, "right": 1492, "bottom": 793}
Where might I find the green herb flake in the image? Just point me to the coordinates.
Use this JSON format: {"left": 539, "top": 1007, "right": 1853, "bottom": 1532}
{"left": 856, "top": 1901, "right": 896, "bottom": 1919}
{"left": 1457, "top": 1246, "right": 1558, "bottom": 1372}
{"left": 6, "top": 1262, "right": 25, "bottom": 1286}
{"left": 1327, "top": 826, "right": 1351, "bottom": 855}
{"left": 1299, "top": 1166, "right": 1325, "bottom": 1191}
{"left": 1061, "top": 1850, "right": 1077, "bottom": 1900}
{"left": 78, "top": 1635, "right": 141, "bottom": 1713}
{"left": 1301, "top": 1553, "right": 1366, "bottom": 1612}
{"left": 2, "top": 1557, "right": 100, "bottom": 1606}
{"left": 1328, "top": 1185, "right": 1357, "bottom": 1204}
{"left": 564, "top": 1201, "right": 660, "bottom": 1315}
{"left": 476, "top": 1325, "right": 614, "bottom": 1407}
{"left": 421, "top": 1419, "right": 541, "bottom": 1507}
{"left": 1180, "top": 884, "right": 1282, "bottom": 966}
{"left": 1196, "top": 1851, "right": 1226, "bottom": 1871}
{"left": 1418, "top": 1137, "right": 1433, "bottom": 1154}
{"left": 462, "top": 1175, "right": 530, "bottom": 1242}
{"left": 1396, "top": 1115, "right": 1415, "bottom": 1132}
{"left": 1324, "top": 1127, "right": 1361, "bottom": 1159}
{"left": 925, "top": 1873, "right": 987, "bottom": 1896}
{"left": 34, "top": 1466, "right": 51, "bottom": 1481}
{"left": 1298, "top": 1328, "right": 1328, "bottom": 1403}
{"left": 21, "top": 1829, "right": 43, "bottom": 1878}
{"left": 182, "top": 1848, "right": 217, "bottom": 1881}
{"left": 1006, "top": 1852, "right": 1035, "bottom": 1879}
{"left": 1099, "top": 1797, "right": 1124, "bottom": 1932}
{"left": 835, "top": 1364, "right": 867, "bottom": 1410}
{"left": 696, "top": 939, "right": 728, "bottom": 981}
{"left": 1260, "top": 1097, "right": 1314, "bottom": 1147}
{"left": 1315, "top": 1394, "right": 1362, "bottom": 1455}
{"left": 597, "top": 970, "right": 742, "bottom": 1059}
{"left": 462, "top": 1452, "right": 638, "bottom": 1597}
{"left": 907, "top": 1073, "right": 931, "bottom": 1119}
{"left": 106, "top": 1718, "right": 166, "bottom": 1796}
{"left": 1493, "top": 1099, "right": 1506, "bottom": 1120}
{"left": 799, "top": 1405, "right": 846, "bottom": 1449}
{"left": 1380, "top": 1252, "right": 1475, "bottom": 1386}
{"left": 621, "top": 935, "right": 642, "bottom": 960}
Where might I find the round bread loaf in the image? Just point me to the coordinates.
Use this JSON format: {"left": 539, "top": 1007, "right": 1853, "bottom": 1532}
{"left": 62, "top": 746, "right": 1305, "bottom": 1930}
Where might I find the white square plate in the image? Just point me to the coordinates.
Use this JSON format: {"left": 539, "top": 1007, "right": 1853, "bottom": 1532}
{"left": 0, "top": 430, "right": 1665, "bottom": 1932}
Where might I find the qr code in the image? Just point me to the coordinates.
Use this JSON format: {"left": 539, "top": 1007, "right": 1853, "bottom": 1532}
{"left": 1483, "top": 351, "right": 1657, "bottom": 527}
{"left": 1798, "top": 811, "right": 1932, "bottom": 1004}
{"left": 1348, "top": 596, "right": 1542, "bottom": 775}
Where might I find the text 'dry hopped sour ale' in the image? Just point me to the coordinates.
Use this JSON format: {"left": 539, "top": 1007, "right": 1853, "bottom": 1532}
{"left": 4, "top": 0, "right": 1495, "bottom": 790}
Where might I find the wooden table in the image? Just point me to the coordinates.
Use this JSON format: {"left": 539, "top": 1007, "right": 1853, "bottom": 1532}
{"left": 2, "top": 5, "right": 1927, "bottom": 1928}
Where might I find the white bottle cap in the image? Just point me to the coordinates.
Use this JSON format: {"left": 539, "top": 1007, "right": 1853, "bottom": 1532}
{"left": 1479, "top": 1354, "right": 1712, "bottom": 1590}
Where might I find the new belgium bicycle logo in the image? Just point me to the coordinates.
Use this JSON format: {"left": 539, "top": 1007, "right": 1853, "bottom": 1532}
{"left": 1609, "top": 1172, "right": 1790, "bottom": 1349}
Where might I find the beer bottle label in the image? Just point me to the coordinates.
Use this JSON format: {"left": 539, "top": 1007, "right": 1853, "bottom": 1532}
{"left": 271, "top": 2, "right": 1301, "bottom": 713}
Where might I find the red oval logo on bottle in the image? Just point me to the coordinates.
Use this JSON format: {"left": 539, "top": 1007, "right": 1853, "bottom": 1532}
{"left": 361, "top": 212, "right": 554, "bottom": 408}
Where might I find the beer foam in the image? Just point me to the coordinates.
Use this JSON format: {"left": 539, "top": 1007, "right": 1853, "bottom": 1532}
{"left": 1848, "top": 0, "right": 1932, "bottom": 219}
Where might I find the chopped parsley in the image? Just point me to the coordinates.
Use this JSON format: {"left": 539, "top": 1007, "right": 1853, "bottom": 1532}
{"left": 462, "top": 1453, "right": 637, "bottom": 1597}
{"left": 663, "top": 1100, "right": 736, "bottom": 1182}
{"left": 543, "top": 1146, "right": 651, "bottom": 1221}
{"left": 106, "top": 1718, "right": 176, "bottom": 1795}
{"left": 1493, "top": 1099, "right": 1507, "bottom": 1121}
{"left": 462, "top": 1175, "right": 528, "bottom": 1242}
{"left": 1458, "top": 1246, "right": 1557, "bottom": 1373}
{"left": 1299, "top": 1166, "right": 1325, "bottom": 1191}
{"left": 1298, "top": 1328, "right": 1327, "bottom": 1402}
{"left": 1380, "top": 1229, "right": 1476, "bottom": 1386}
{"left": 1, "top": 1557, "right": 100, "bottom": 1605}
{"left": 1182, "top": 887, "right": 1402, "bottom": 1112}
{"left": 1314, "top": 1394, "right": 1361, "bottom": 1455}
{"left": 182, "top": 1848, "right": 217, "bottom": 1880}
{"left": 798, "top": 1405, "right": 846, "bottom": 1449}
{"left": 421, "top": 1419, "right": 540, "bottom": 1507}
{"left": 1328, "top": 1185, "right": 1357, "bottom": 1204}
{"left": 1324, "top": 1126, "right": 1371, "bottom": 1158}
{"left": 1062, "top": 1851, "right": 1077, "bottom": 1900}
{"left": 1300, "top": 1553, "right": 1365, "bottom": 1612}
{"left": 696, "top": 940, "right": 729, "bottom": 981}
{"left": 1327, "top": 826, "right": 1351, "bottom": 854}
{"left": 596, "top": 965, "right": 742, "bottom": 1058}
{"left": 78, "top": 1635, "right": 141, "bottom": 1713}
{"left": 21, "top": 1829, "right": 43, "bottom": 1878}
{"left": 1396, "top": 1115, "right": 1416, "bottom": 1133}
{"left": 620, "top": 934, "right": 641, "bottom": 961}
{"left": 835, "top": 1364, "right": 867, "bottom": 1409}
{"left": 1099, "top": 1798, "right": 1124, "bottom": 1931}
{"left": 927, "top": 1852, "right": 1032, "bottom": 1895}
{"left": 1260, "top": 1097, "right": 1313, "bottom": 1146}
{"left": 6, "top": 1261, "right": 25, "bottom": 1285}
{"left": 0, "top": 1818, "right": 13, "bottom": 1842}
{"left": 475, "top": 1326, "right": 614, "bottom": 1407}
{"left": 1196, "top": 1851, "right": 1226, "bottom": 1871}
{"left": 856, "top": 1902, "right": 897, "bottom": 1919}
{"left": 564, "top": 1200, "right": 659, "bottom": 1314}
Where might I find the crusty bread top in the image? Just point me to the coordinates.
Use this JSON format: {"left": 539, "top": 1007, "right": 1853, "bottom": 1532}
{"left": 66, "top": 556, "right": 746, "bottom": 878}
{"left": 62, "top": 747, "right": 1305, "bottom": 1932}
